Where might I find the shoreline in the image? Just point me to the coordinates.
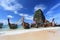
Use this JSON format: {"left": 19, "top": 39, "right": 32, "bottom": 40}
{"left": 0, "top": 27, "right": 60, "bottom": 40}
{"left": 0, "top": 27, "right": 60, "bottom": 36}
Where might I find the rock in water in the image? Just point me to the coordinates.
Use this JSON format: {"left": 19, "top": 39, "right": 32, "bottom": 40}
{"left": 33, "top": 9, "right": 45, "bottom": 27}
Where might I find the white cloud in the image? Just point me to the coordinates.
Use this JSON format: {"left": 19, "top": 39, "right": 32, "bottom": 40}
{"left": 19, "top": 13, "right": 28, "bottom": 17}
{"left": 53, "top": 13, "right": 60, "bottom": 18}
{"left": 7, "top": 15, "right": 13, "bottom": 18}
{"left": 46, "top": 3, "right": 60, "bottom": 15}
{"left": 46, "top": 13, "right": 60, "bottom": 23}
{"left": 14, "top": 11, "right": 18, "bottom": 14}
{"left": 0, "top": 19, "right": 8, "bottom": 25}
{"left": 0, "top": 0, "right": 23, "bottom": 14}
{"left": 34, "top": 4, "right": 46, "bottom": 11}
{"left": 19, "top": 13, "right": 24, "bottom": 16}
{"left": 46, "top": 3, "right": 60, "bottom": 23}
{"left": 50, "top": 3, "right": 60, "bottom": 10}
{"left": 25, "top": 16, "right": 33, "bottom": 20}
{"left": 19, "top": 13, "right": 33, "bottom": 20}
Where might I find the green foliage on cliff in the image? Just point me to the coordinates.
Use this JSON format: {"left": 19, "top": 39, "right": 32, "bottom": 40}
{"left": 33, "top": 9, "right": 45, "bottom": 23}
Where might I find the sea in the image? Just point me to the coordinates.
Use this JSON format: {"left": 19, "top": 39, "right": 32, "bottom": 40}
{"left": 0, "top": 25, "right": 23, "bottom": 31}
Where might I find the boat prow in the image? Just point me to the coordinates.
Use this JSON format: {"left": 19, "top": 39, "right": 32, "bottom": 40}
{"left": 0, "top": 23, "right": 3, "bottom": 28}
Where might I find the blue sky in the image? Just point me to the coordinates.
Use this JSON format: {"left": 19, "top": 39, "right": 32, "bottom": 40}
{"left": 0, "top": 0, "right": 60, "bottom": 25}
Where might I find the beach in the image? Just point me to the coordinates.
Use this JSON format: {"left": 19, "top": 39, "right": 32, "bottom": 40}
{"left": 0, "top": 27, "right": 60, "bottom": 40}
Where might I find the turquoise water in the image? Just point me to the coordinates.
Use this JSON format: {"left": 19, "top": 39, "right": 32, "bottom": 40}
{"left": 0, "top": 25, "right": 22, "bottom": 31}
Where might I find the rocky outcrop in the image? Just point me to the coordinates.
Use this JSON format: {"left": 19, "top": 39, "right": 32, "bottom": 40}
{"left": 33, "top": 9, "right": 45, "bottom": 27}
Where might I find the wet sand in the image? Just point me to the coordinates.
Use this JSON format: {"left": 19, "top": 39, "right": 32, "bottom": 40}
{"left": 0, "top": 27, "right": 60, "bottom": 40}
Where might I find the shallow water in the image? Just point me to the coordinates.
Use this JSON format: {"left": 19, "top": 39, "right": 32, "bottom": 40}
{"left": 0, "top": 25, "right": 22, "bottom": 31}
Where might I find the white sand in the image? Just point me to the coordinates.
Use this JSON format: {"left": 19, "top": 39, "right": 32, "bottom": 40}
{"left": 0, "top": 27, "right": 60, "bottom": 40}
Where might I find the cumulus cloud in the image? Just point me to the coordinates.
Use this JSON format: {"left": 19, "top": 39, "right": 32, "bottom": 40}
{"left": 7, "top": 15, "right": 13, "bottom": 18}
{"left": 0, "top": 0, "right": 23, "bottom": 14}
{"left": 34, "top": 4, "right": 46, "bottom": 11}
{"left": 19, "top": 13, "right": 33, "bottom": 20}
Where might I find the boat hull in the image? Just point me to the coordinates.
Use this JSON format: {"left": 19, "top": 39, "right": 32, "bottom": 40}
{"left": 0, "top": 23, "right": 3, "bottom": 28}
